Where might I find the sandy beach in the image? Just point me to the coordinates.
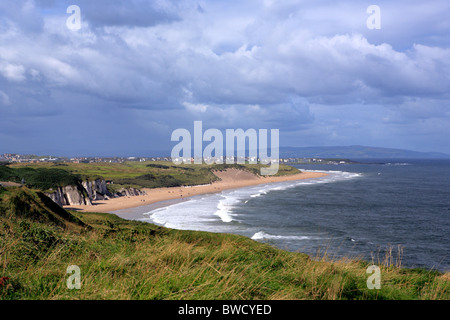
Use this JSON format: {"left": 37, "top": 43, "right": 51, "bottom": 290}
{"left": 64, "top": 169, "right": 327, "bottom": 214}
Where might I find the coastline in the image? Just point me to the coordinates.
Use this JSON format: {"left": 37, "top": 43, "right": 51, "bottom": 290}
{"left": 64, "top": 169, "right": 328, "bottom": 216}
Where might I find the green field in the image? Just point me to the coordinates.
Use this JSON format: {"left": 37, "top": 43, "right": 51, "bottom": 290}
{"left": 0, "top": 186, "right": 448, "bottom": 300}
{"left": 5, "top": 161, "right": 300, "bottom": 191}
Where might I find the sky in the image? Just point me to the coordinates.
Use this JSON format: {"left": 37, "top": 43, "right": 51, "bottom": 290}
{"left": 0, "top": 0, "right": 449, "bottom": 156}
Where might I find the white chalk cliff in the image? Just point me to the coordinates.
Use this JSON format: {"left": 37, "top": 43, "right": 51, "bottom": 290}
{"left": 45, "top": 179, "right": 146, "bottom": 207}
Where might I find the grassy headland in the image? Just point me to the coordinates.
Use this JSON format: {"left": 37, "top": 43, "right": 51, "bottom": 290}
{"left": 0, "top": 165, "right": 81, "bottom": 192}
{"left": 0, "top": 186, "right": 448, "bottom": 300}
{"left": 6, "top": 162, "right": 300, "bottom": 191}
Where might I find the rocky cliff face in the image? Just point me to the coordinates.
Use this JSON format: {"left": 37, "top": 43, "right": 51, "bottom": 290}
{"left": 45, "top": 184, "right": 93, "bottom": 207}
{"left": 45, "top": 179, "right": 147, "bottom": 207}
{"left": 115, "top": 187, "right": 147, "bottom": 197}
{"left": 82, "top": 179, "right": 113, "bottom": 201}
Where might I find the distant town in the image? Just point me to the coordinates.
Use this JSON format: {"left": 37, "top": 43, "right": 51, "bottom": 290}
{"left": 0, "top": 153, "right": 170, "bottom": 164}
{"left": 0, "top": 153, "right": 357, "bottom": 166}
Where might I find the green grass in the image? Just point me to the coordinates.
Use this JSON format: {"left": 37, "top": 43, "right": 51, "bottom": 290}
{"left": 7, "top": 162, "right": 301, "bottom": 191}
{"left": 0, "top": 187, "right": 448, "bottom": 300}
{"left": 0, "top": 166, "right": 81, "bottom": 191}
{"left": 0, "top": 186, "right": 87, "bottom": 231}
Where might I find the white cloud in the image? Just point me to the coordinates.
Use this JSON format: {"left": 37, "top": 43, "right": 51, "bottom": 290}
{"left": 3, "top": 1, "right": 450, "bottom": 107}
{"left": 183, "top": 102, "right": 208, "bottom": 113}
{"left": 0, "top": 61, "right": 26, "bottom": 82}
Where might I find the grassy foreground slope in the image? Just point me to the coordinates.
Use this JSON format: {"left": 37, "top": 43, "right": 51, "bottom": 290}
{"left": 0, "top": 186, "right": 448, "bottom": 300}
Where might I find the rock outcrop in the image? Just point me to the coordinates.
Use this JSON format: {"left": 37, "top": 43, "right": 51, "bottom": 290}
{"left": 45, "top": 179, "right": 146, "bottom": 207}
{"left": 45, "top": 184, "right": 93, "bottom": 207}
{"left": 82, "top": 179, "right": 114, "bottom": 201}
{"left": 114, "top": 187, "right": 147, "bottom": 197}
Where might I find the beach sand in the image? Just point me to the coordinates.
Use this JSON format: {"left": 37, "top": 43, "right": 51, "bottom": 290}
{"left": 64, "top": 169, "right": 327, "bottom": 214}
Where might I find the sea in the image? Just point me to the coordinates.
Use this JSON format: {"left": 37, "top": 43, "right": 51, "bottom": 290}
{"left": 113, "top": 159, "right": 450, "bottom": 272}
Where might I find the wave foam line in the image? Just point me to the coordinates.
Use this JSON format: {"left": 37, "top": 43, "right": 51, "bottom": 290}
{"left": 251, "top": 231, "right": 315, "bottom": 241}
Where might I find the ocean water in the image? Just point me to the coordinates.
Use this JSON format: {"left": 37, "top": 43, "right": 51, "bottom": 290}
{"left": 135, "top": 159, "right": 449, "bottom": 271}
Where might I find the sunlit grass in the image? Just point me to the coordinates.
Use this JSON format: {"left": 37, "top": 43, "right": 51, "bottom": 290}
{"left": 1, "top": 209, "right": 448, "bottom": 300}
{"left": 8, "top": 162, "right": 300, "bottom": 190}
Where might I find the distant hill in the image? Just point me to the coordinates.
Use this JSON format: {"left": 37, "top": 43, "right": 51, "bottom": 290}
{"left": 280, "top": 145, "right": 450, "bottom": 159}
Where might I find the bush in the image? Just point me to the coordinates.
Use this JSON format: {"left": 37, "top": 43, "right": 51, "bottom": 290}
{"left": 115, "top": 174, "right": 183, "bottom": 188}
{"left": 146, "top": 164, "right": 170, "bottom": 169}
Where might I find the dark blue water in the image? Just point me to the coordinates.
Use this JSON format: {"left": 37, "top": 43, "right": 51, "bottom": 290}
{"left": 135, "top": 159, "right": 449, "bottom": 271}
{"left": 240, "top": 159, "right": 449, "bottom": 271}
